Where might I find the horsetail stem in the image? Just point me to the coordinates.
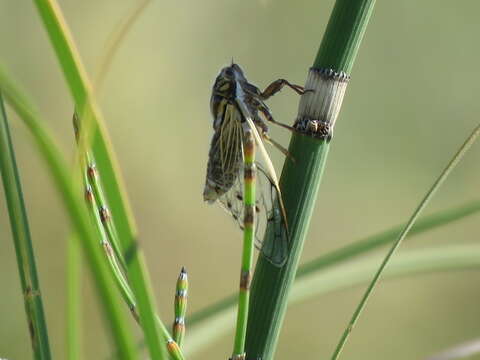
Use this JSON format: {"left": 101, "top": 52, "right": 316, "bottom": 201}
{"left": 75, "top": 113, "right": 185, "bottom": 359}
{"left": 232, "top": 127, "right": 256, "bottom": 359}
{"left": 173, "top": 267, "right": 188, "bottom": 347}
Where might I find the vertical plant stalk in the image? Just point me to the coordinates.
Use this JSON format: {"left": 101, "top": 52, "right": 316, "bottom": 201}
{"left": 331, "top": 122, "right": 480, "bottom": 359}
{"left": 0, "top": 69, "right": 138, "bottom": 360}
{"left": 0, "top": 93, "right": 52, "bottom": 360}
{"left": 67, "top": 234, "right": 81, "bottom": 360}
{"left": 232, "top": 128, "right": 257, "bottom": 359}
{"left": 187, "top": 200, "right": 480, "bottom": 329}
{"left": 245, "top": 1, "right": 376, "bottom": 360}
{"left": 76, "top": 121, "right": 184, "bottom": 360}
{"left": 32, "top": 2, "right": 174, "bottom": 359}
{"left": 83, "top": 178, "right": 139, "bottom": 321}
{"left": 172, "top": 267, "right": 188, "bottom": 347}
{"left": 73, "top": 113, "right": 127, "bottom": 273}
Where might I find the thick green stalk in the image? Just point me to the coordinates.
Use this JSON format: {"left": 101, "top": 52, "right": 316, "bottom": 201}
{"left": 67, "top": 234, "right": 81, "bottom": 360}
{"left": 245, "top": 2, "right": 376, "bottom": 359}
{"left": 0, "top": 69, "right": 138, "bottom": 359}
{"left": 0, "top": 93, "right": 52, "bottom": 360}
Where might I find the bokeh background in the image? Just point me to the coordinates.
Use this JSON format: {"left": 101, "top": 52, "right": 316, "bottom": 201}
{"left": 1, "top": 1, "right": 480, "bottom": 359}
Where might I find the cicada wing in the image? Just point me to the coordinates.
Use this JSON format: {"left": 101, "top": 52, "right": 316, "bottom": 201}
{"left": 255, "top": 164, "right": 288, "bottom": 267}
{"left": 217, "top": 178, "right": 244, "bottom": 229}
{"left": 217, "top": 163, "right": 288, "bottom": 267}
{"left": 212, "top": 89, "right": 288, "bottom": 266}
{"left": 204, "top": 102, "right": 244, "bottom": 202}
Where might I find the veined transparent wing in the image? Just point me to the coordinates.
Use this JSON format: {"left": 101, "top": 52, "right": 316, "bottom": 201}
{"left": 217, "top": 159, "right": 288, "bottom": 267}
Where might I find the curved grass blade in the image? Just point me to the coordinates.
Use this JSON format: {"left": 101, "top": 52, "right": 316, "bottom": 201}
{"left": 331, "top": 121, "right": 480, "bottom": 360}
{"left": 184, "top": 200, "right": 480, "bottom": 354}
{"left": 184, "top": 244, "right": 480, "bottom": 357}
{"left": 0, "top": 93, "right": 52, "bottom": 360}
{"left": 0, "top": 66, "right": 138, "bottom": 360}
{"left": 32, "top": 2, "right": 175, "bottom": 358}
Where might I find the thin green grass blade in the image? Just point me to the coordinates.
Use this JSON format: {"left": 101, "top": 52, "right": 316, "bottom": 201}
{"left": 184, "top": 199, "right": 480, "bottom": 354}
{"left": 298, "top": 200, "right": 480, "bottom": 277}
{"left": 0, "top": 93, "right": 52, "bottom": 360}
{"left": 92, "top": 0, "right": 151, "bottom": 95}
{"left": 0, "top": 68, "right": 138, "bottom": 360}
{"left": 32, "top": 0, "right": 136, "bottom": 255}
{"left": 331, "top": 122, "right": 480, "bottom": 359}
{"left": 67, "top": 234, "right": 81, "bottom": 360}
{"left": 245, "top": 1, "right": 376, "bottom": 359}
{"left": 184, "top": 244, "right": 480, "bottom": 357}
{"left": 32, "top": 2, "right": 172, "bottom": 358}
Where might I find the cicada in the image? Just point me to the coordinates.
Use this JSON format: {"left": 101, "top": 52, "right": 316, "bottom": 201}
{"left": 203, "top": 63, "right": 306, "bottom": 266}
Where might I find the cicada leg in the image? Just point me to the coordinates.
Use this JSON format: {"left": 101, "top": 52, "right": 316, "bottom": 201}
{"left": 261, "top": 78, "right": 309, "bottom": 99}
{"left": 258, "top": 105, "right": 295, "bottom": 132}
{"left": 262, "top": 133, "right": 294, "bottom": 162}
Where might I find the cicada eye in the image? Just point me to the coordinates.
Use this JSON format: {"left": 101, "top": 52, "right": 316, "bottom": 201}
{"left": 224, "top": 67, "right": 234, "bottom": 77}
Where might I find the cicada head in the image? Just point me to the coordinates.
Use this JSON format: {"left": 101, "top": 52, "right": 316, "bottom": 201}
{"left": 212, "top": 63, "right": 246, "bottom": 96}
{"left": 210, "top": 63, "right": 247, "bottom": 126}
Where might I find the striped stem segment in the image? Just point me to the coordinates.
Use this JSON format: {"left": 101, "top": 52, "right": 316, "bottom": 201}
{"left": 75, "top": 113, "right": 139, "bottom": 321}
{"left": 83, "top": 170, "right": 140, "bottom": 322}
{"left": 173, "top": 267, "right": 188, "bottom": 347}
{"left": 73, "top": 113, "right": 126, "bottom": 271}
{"left": 232, "top": 127, "right": 256, "bottom": 359}
{"left": 75, "top": 115, "right": 184, "bottom": 360}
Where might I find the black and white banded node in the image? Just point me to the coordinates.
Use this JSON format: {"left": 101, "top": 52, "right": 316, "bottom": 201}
{"left": 294, "top": 67, "right": 351, "bottom": 140}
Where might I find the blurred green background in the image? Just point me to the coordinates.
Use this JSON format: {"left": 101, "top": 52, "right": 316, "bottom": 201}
{"left": 1, "top": 1, "right": 480, "bottom": 359}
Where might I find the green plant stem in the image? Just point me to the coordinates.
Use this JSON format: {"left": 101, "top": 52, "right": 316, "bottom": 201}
{"left": 32, "top": 2, "right": 174, "bottom": 358}
{"left": 245, "top": 2, "right": 376, "bottom": 359}
{"left": 232, "top": 129, "right": 256, "bottom": 358}
{"left": 0, "top": 93, "right": 52, "bottom": 360}
{"left": 173, "top": 267, "right": 188, "bottom": 347}
{"left": 0, "top": 69, "right": 138, "bottom": 360}
{"left": 187, "top": 199, "right": 480, "bottom": 329}
{"left": 82, "top": 149, "right": 185, "bottom": 360}
{"left": 83, "top": 172, "right": 139, "bottom": 320}
{"left": 331, "top": 122, "right": 480, "bottom": 360}
{"left": 67, "top": 234, "right": 81, "bottom": 360}
{"left": 32, "top": 0, "right": 135, "bottom": 254}
{"left": 184, "top": 244, "right": 480, "bottom": 357}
